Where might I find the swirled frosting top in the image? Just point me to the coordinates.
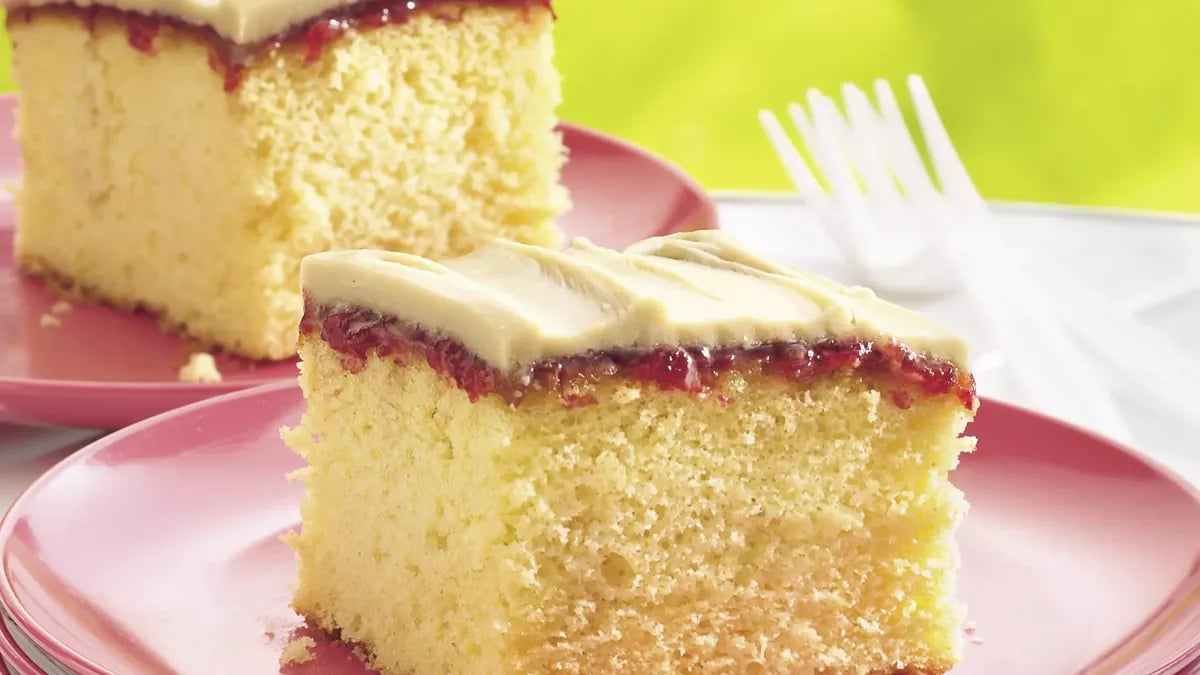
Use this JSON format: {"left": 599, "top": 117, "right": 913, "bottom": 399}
{"left": 3, "top": 0, "right": 549, "bottom": 44}
{"left": 300, "top": 231, "right": 970, "bottom": 373}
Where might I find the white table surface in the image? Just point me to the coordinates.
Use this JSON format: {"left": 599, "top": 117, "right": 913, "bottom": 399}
{"left": 0, "top": 194, "right": 1197, "bottom": 516}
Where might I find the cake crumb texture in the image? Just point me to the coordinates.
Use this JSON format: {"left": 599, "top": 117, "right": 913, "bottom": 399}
{"left": 178, "top": 352, "right": 222, "bottom": 383}
{"left": 279, "top": 635, "right": 317, "bottom": 665}
{"left": 38, "top": 312, "right": 61, "bottom": 328}
{"left": 284, "top": 341, "right": 973, "bottom": 675}
{"left": 9, "top": 5, "right": 566, "bottom": 360}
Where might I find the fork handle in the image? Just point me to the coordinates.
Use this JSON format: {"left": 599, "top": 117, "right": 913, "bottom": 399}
{"left": 959, "top": 232, "right": 1136, "bottom": 444}
{"left": 1021, "top": 250, "right": 1200, "bottom": 429}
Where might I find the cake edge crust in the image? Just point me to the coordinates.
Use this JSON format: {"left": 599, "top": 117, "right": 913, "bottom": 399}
{"left": 15, "top": 253, "right": 297, "bottom": 361}
{"left": 293, "top": 609, "right": 955, "bottom": 675}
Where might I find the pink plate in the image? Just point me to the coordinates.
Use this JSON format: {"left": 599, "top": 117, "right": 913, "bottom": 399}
{"left": 0, "top": 614, "right": 41, "bottom": 675}
{"left": 0, "top": 93, "right": 717, "bottom": 430}
{"left": 0, "top": 383, "right": 1198, "bottom": 674}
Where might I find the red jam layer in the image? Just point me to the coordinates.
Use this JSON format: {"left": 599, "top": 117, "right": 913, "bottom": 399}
{"left": 9, "top": 0, "right": 554, "bottom": 92}
{"left": 301, "top": 301, "right": 978, "bottom": 411}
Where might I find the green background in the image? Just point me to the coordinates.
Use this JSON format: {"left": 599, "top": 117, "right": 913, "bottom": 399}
{"left": 5, "top": 2, "right": 1200, "bottom": 211}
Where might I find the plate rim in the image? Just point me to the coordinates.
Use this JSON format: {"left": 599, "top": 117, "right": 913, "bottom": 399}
{"left": 0, "top": 611, "right": 43, "bottom": 675}
{"left": 714, "top": 190, "right": 1200, "bottom": 230}
{"left": 0, "top": 380, "right": 1198, "bottom": 674}
{"left": 0, "top": 380, "right": 302, "bottom": 675}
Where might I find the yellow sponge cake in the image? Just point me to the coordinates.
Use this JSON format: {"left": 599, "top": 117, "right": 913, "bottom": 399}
{"left": 284, "top": 230, "right": 978, "bottom": 674}
{"left": 5, "top": 0, "right": 567, "bottom": 360}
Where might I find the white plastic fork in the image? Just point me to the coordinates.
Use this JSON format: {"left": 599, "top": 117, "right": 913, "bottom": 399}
{"left": 759, "top": 76, "right": 1139, "bottom": 444}
{"left": 903, "top": 75, "right": 1200, "bottom": 435}
{"left": 761, "top": 83, "right": 962, "bottom": 297}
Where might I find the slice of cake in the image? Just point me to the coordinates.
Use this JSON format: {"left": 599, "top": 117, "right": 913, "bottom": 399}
{"left": 283, "top": 230, "right": 978, "bottom": 675}
{"left": 5, "top": 0, "right": 567, "bottom": 360}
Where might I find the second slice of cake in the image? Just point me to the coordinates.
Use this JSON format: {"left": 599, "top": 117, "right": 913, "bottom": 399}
{"left": 6, "top": 0, "right": 566, "bottom": 360}
{"left": 284, "top": 230, "right": 978, "bottom": 674}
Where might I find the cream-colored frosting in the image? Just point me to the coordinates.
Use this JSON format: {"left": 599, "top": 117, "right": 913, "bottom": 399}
{"left": 4, "top": 0, "right": 361, "bottom": 43}
{"left": 300, "top": 231, "right": 970, "bottom": 374}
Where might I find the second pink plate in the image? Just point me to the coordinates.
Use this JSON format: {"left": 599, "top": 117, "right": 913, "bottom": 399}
{"left": 0, "top": 613, "right": 42, "bottom": 675}
{"left": 0, "top": 104, "right": 717, "bottom": 430}
{"left": 0, "top": 382, "right": 1199, "bottom": 675}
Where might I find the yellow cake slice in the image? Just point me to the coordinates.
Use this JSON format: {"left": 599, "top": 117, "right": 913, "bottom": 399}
{"left": 283, "top": 230, "right": 978, "bottom": 675}
{"left": 4, "top": 0, "right": 567, "bottom": 360}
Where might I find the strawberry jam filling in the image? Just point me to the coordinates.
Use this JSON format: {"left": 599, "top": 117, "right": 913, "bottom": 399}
{"left": 302, "top": 300, "right": 978, "bottom": 411}
{"left": 9, "top": 0, "right": 554, "bottom": 92}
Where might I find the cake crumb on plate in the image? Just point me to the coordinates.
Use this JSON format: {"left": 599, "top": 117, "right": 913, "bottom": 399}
{"left": 279, "top": 636, "right": 316, "bottom": 665}
{"left": 179, "top": 353, "right": 223, "bottom": 383}
{"left": 50, "top": 300, "right": 72, "bottom": 314}
{"left": 39, "top": 313, "right": 61, "bottom": 328}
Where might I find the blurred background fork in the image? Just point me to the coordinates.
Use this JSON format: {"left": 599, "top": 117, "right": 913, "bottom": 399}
{"left": 758, "top": 75, "right": 1145, "bottom": 444}
{"left": 901, "top": 74, "right": 1200, "bottom": 436}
